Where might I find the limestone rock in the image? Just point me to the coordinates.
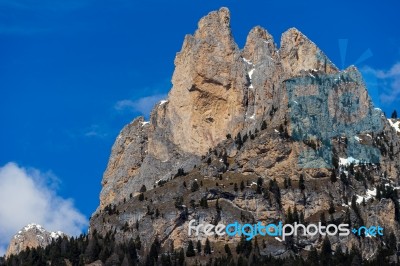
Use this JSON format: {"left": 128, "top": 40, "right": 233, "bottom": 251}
{"left": 280, "top": 28, "right": 338, "bottom": 76}
{"left": 6, "top": 224, "right": 66, "bottom": 257}
{"left": 99, "top": 117, "right": 150, "bottom": 209}
{"left": 167, "top": 7, "right": 248, "bottom": 155}
{"left": 93, "top": 9, "right": 400, "bottom": 263}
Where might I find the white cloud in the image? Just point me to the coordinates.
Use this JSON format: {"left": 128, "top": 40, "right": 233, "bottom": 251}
{"left": 362, "top": 62, "right": 400, "bottom": 104}
{"left": 0, "top": 162, "right": 88, "bottom": 255}
{"left": 115, "top": 93, "right": 167, "bottom": 117}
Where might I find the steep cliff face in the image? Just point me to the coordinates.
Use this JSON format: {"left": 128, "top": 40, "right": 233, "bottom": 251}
{"left": 98, "top": 8, "right": 347, "bottom": 209}
{"left": 92, "top": 7, "right": 400, "bottom": 262}
{"left": 167, "top": 7, "right": 248, "bottom": 156}
{"left": 6, "top": 224, "right": 65, "bottom": 258}
{"left": 100, "top": 8, "right": 250, "bottom": 209}
{"left": 97, "top": 7, "right": 398, "bottom": 210}
{"left": 99, "top": 117, "right": 150, "bottom": 209}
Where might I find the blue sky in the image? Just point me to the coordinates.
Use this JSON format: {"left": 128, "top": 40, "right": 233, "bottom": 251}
{"left": 0, "top": 0, "right": 399, "bottom": 248}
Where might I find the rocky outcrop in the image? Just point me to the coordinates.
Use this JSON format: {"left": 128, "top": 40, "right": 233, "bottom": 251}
{"left": 93, "top": 7, "right": 400, "bottom": 262}
{"left": 97, "top": 6, "right": 397, "bottom": 210}
{"left": 280, "top": 28, "right": 338, "bottom": 76}
{"left": 6, "top": 224, "right": 65, "bottom": 257}
{"left": 166, "top": 7, "right": 248, "bottom": 155}
{"left": 99, "top": 117, "right": 150, "bottom": 209}
{"left": 99, "top": 7, "right": 250, "bottom": 208}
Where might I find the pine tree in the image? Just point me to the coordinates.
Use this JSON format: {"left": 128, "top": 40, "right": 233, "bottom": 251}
{"left": 286, "top": 207, "right": 293, "bottom": 224}
{"left": 299, "top": 211, "right": 305, "bottom": 224}
{"left": 376, "top": 186, "right": 382, "bottom": 200}
{"left": 234, "top": 183, "right": 238, "bottom": 192}
{"left": 261, "top": 121, "right": 267, "bottom": 130}
{"left": 330, "top": 171, "right": 337, "bottom": 183}
{"left": 392, "top": 110, "right": 398, "bottom": 119}
{"left": 328, "top": 201, "right": 335, "bottom": 214}
{"left": 293, "top": 205, "right": 299, "bottom": 223}
{"left": 140, "top": 185, "right": 147, "bottom": 193}
{"left": 204, "top": 238, "right": 211, "bottom": 254}
{"left": 235, "top": 132, "right": 243, "bottom": 149}
{"left": 388, "top": 232, "right": 397, "bottom": 254}
{"left": 135, "top": 235, "right": 142, "bottom": 251}
{"left": 186, "top": 240, "right": 195, "bottom": 257}
{"left": 320, "top": 237, "right": 332, "bottom": 264}
{"left": 320, "top": 212, "right": 327, "bottom": 226}
{"left": 177, "top": 248, "right": 185, "bottom": 266}
{"left": 224, "top": 244, "right": 232, "bottom": 257}
{"left": 139, "top": 193, "right": 144, "bottom": 201}
{"left": 240, "top": 180, "right": 245, "bottom": 191}
{"left": 299, "top": 174, "right": 305, "bottom": 191}
{"left": 256, "top": 177, "right": 263, "bottom": 194}
{"left": 307, "top": 247, "right": 319, "bottom": 265}
{"left": 191, "top": 180, "right": 199, "bottom": 192}
{"left": 196, "top": 240, "right": 202, "bottom": 255}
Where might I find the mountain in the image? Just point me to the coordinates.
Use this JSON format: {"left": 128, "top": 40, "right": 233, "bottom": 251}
{"left": 87, "top": 7, "right": 400, "bottom": 264}
{"left": 5, "top": 224, "right": 65, "bottom": 258}
{"left": 3, "top": 7, "right": 400, "bottom": 265}
{"left": 98, "top": 7, "right": 341, "bottom": 210}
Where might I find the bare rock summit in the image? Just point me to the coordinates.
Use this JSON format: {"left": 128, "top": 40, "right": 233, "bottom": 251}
{"left": 6, "top": 224, "right": 66, "bottom": 258}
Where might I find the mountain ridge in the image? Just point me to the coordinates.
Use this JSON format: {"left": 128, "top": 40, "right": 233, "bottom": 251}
{"left": 5, "top": 224, "right": 66, "bottom": 258}
{"left": 5, "top": 6, "right": 400, "bottom": 265}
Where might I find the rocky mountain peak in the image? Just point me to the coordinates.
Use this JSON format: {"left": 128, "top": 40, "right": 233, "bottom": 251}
{"left": 196, "top": 7, "right": 232, "bottom": 39}
{"left": 280, "top": 27, "right": 338, "bottom": 75}
{"left": 242, "top": 26, "right": 277, "bottom": 65}
{"left": 6, "top": 224, "right": 66, "bottom": 258}
{"left": 96, "top": 7, "right": 398, "bottom": 217}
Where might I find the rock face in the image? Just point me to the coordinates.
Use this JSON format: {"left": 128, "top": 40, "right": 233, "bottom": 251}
{"left": 100, "top": 117, "right": 150, "bottom": 209}
{"left": 6, "top": 224, "right": 65, "bottom": 257}
{"left": 92, "top": 7, "right": 400, "bottom": 262}
{"left": 167, "top": 7, "right": 247, "bottom": 155}
{"left": 98, "top": 8, "right": 346, "bottom": 209}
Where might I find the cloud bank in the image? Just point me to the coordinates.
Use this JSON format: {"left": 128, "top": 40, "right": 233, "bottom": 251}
{"left": 0, "top": 162, "right": 87, "bottom": 255}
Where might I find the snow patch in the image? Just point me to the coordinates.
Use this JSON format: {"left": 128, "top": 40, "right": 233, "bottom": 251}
{"left": 355, "top": 188, "right": 376, "bottom": 204}
{"left": 141, "top": 121, "right": 149, "bottom": 126}
{"left": 159, "top": 100, "right": 168, "bottom": 105}
{"left": 24, "top": 224, "right": 45, "bottom": 233}
{"left": 388, "top": 119, "right": 400, "bottom": 133}
{"left": 339, "top": 157, "right": 359, "bottom": 166}
{"left": 354, "top": 136, "right": 362, "bottom": 142}
{"left": 243, "top": 57, "right": 253, "bottom": 65}
{"left": 248, "top": 68, "right": 255, "bottom": 89}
